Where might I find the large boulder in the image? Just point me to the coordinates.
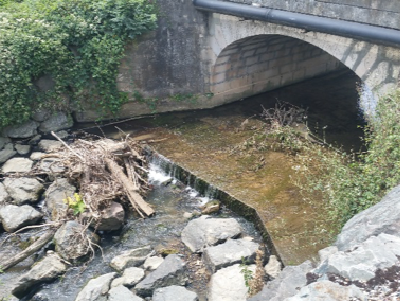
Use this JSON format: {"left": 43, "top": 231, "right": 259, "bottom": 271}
{"left": 202, "top": 238, "right": 259, "bottom": 272}
{"left": 110, "top": 246, "right": 152, "bottom": 271}
{"left": 108, "top": 286, "right": 144, "bottom": 301}
{"left": 284, "top": 280, "right": 365, "bottom": 301}
{"left": 249, "top": 261, "right": 312, "bottom": 301}
{"left": 208, "top": 263, "right": 256, "bottom": 301}
{"left": 12, "top": 253, "right": 67, "bottom": 299}
{"left": 336, "top": 184, "right": 400, "bottom": 251}
{"left": 45, "top": 178, "right": 75, "bottom": 219}
{"left": 75, "top": 272, "right": 116, "bottom": 301}
{"left": 39, "top": 112, "right": 73, "bottom": 133}
{"left": 54, "top": 220, "right": 99, "bottom": 262}
{"left": 2, "top": 158, "right": 34, "bottom": 173}
{"left": 3, "top": 177, "right": 44, "bottom": 205}
{"left": 181, "top": 215, "right": 242, "bottom": 252}
{"left": 136, "top": 254, "right": 186, "bottom": 297}
{"left": 153, "top": 285, "right": 198, "bottom": 301}
{"left": 3, "top": 120, "right": 38, "bottom": 138}
{"left": 0, "top": 205, "right": 42, "bottom": 232}
{"left": 315, "top": 233, "right": 400, "bottom": 282}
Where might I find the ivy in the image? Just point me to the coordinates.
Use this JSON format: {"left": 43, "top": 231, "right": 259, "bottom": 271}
{"left": 0, "top": 0, "right": 157, "bottom": 128}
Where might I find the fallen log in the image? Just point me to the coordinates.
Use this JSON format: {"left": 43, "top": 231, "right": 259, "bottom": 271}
{"left": 105, "top": 158, "right": 155, "bottom": 217}
{"left": 1, "top": 229, "right": 58, "bottom": 271}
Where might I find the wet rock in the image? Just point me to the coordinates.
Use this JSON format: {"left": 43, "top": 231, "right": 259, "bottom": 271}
{"left": 3, "top": 177, "right": 44, "bottom": 205}
{"left": 208, "top": 263, "right": 256, "bottom": 301}
{"left": 92, "top": 201, "right": 125, "bottom": 231}
{"left": 143, "top": 256, "right": 164, "bottom": 271}
{"left": 153, "top": 285, "right": 198, "bottom": 301}
{"left": 315, "top": 233, "right": 400, "bottom": 282}
{"left": 284, "top": 280, "right": 365, "bottom": 301}
{"left": 45, "top": 178, "right": 75, "bottom": 219}
{"left": 110, "top": 246, "right": 152, "bottom": 271}
{"left": 111, "top": 267, "right": 145, "bottom": 288}
{"left": 201, "top": 200, "right": 220, "bottom": 215}
{"left": 2, "top": 158, "right": 34, "bottom": 173}
{"left": 336, "top": 184, "right": 400, "bottom": 251}
{"left": 75, "top": 272, "right": 116, "bottom": 301}
{"left": 15, "top": 144, "right": 31, "bottom": 155}
{"left": 38, "top": 139, "right": 62, "bottom": 153}
{"left": 264, "top": 255, "right": 282, "bottom": 280}
{"left": 0, "top": 182, "right": 11, "bottom": 204}
{"left": 181, "top": 215, "right": 242, "bottom": 252}
{"left": 136, "top": 254, "right": 186, "bottom": 297}
{"left": 248, "top": 261, "right": 312, "bottom": 301}
{"left": 3, "top": 120, "right": 38, "bottom": 138}
{"left": 12, "top": 253, "right": 67, "bottom": 299}
{"left": 0, "top": 205, "right": 42, "bottom": 232}
{"left": 39, "top": 112, "right": 73, "bottom": 133}
{"left": 0, "top": 148, "right": 16, "bottom": 163}
{"left": 54, "top": 220, "right": 99, "bottom": 262}
{"left": 202, "top": 238, "right": 259, "bottom": 272}
{"left": 108, "top": 286, "right": 144, "bottom": 301}
{"left": 0, "top": 137, "right": 11, "bottom": 150}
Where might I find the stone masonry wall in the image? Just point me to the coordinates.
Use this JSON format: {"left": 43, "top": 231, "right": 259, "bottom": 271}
{"left": 227, "top": 0, "right": 400, "bottom": 30}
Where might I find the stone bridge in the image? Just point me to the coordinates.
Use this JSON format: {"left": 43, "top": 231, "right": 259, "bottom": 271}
{"left": 75, "top": 0, "right": 400, "bottom": 122}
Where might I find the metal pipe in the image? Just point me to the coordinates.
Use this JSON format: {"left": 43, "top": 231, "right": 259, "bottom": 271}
{"left": 193, "top": 0, "right": 400, "bottom": 48}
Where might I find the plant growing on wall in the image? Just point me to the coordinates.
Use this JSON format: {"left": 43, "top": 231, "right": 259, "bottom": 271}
{"left": 0, "top": 0, "right": 157, "bottom": 128}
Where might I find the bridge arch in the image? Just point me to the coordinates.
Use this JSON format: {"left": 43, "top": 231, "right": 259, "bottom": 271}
{"left": 205, "top": 14, "right": 400, "bottom": 105}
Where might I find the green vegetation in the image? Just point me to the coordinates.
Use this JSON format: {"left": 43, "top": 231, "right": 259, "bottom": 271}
{"left": 0, "top": 0, "right": 157, "bottom": 128}
{"left": 63, "top": 193, "right": 86, "bottom": 215}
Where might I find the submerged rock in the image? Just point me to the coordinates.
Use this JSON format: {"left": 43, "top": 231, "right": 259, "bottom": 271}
{"left": 75, "top": 272, "right": 116, "bottom": 301}
{"left": 181, "top": 215, "right": 242, "bottom": 252}
{"left": 110, "top": 246, "right": 152, "bottom": 271}
{"left": 0, "top": 205, "right": 42, "bottom": 232}
{"left": 136, "top": 254, "right": 186, "bottom": 297}
{"left": 2, "top": 158, "right": 34, "bottom": 173}
{"left": 3, "top": 177, "right": 44, "bottom": 205}
{"left": 153, "top": 285, "right": 198, "bottom": 301}
{"left": 12, "top": 253, "right": 67, "bottom": 299}
{"left": 54, "top": 220, "right": 99, "bottom": 262}
{"left": 208, "top": 263, "right": 256, "bottom": 301}
{"left": 108, "top": 286, "right": 143, "bottom": 301}
{"left": 202, "top": 238, "right": 259, "bottom": 272}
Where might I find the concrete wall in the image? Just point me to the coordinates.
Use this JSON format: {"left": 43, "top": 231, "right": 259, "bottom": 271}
{"left": 227, "top": 0, "right": 400, "bottom": 29}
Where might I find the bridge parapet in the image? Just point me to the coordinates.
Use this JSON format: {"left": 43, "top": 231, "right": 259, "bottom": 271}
{"left": 226, "top": 0, "right": 400, "bottom": 30}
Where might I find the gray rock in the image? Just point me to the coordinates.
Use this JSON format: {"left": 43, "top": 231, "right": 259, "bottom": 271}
{"left": 110, "top": 246, "right": 152, "bottom": 271}
{"left": 0, "top": 182, "right": 11, "bottom": 204}
{"left": 0, "top": 137, "right": 11, "bottom": 150}
{"left": 153, "top": 285, "right": 198, "bottom": 301}
{"left": 37, "top": 157, "right": 66, "bottom": 174}
{"left": 75, "top": 272, "right": 116, "bottom": 301}
{"left": 181, "top": 215, "right": 242, "bottom": 252}
{"left": 284, "top": 280, "right": 365, "bottom": 301}
{"left": 0, "top": 149, "right": 16, "bottom": 163}
{"left": 38, "top": 139, "right": 62, "bottom": 153}
{"left": 315, "top": 233, "right": 400, "bottom": 282}
{"left": 0, "top": 205, "right": 42, "bottom": 232}
{"left": 2, "top": 158, "right": 34, "bottom": 173}
{"left": 264, "top": 255, "right": 282, "bottom": 279}
{"left": 29, "top": 135, "right": 42, "bottom": 145}
{"left": 209, "top": 264, "right": 256, "bottom": 301}
{"left": 318, "top": 246, "right": 338, "bottom": 263}
{"left": 15, "top": 144, "right": 31, "bottom": 155}
{"left": 203, "top": 238, "right": 259, "bottom": 272}
{"left": 336, "top": 184, "right": 400, "bottom": 251}
{"left": 111, "top": 267, "right": 145, "bottom": 288}
{"left": 3, "top": 177, "right": 44, "bottom": 205}
{"left": 54, "top": 220, "right": 99, "bottom": 262}
{"left": 3, "top": 120, "right": 38, "bottom": 138}
{"left": 30, "top": 152, "right": 45, "bottom": 161}
{"left": 45, "top": 178, "right": 75, "bottom": 219}
{"left": 136, "top": 254, "right": 186, "bottom": 297}
{"left": 92, "top": 201, "right": 125, "bottom": 231}
{"left": 39, "top": 112, "right": 73, "bottom": 133}
{"left": 4, "top": 143, "right": 13, "bottom": 150}
{"left": 12, "top": 253, "right": 67, "bottom": 299}
{"left": 32, "top": 109, "right": 51, "bottom": 122}
{"left": 143, "top": 256, "right": 164, "bottom": 271}
{"left": 55, "top": 130, "right": 69, "bottom": 139}
{"left": 248, "top": 261, "right": 312, "bottom": 301}
{"left": 108, "top": 286, "right": 143, "bottom": 301}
